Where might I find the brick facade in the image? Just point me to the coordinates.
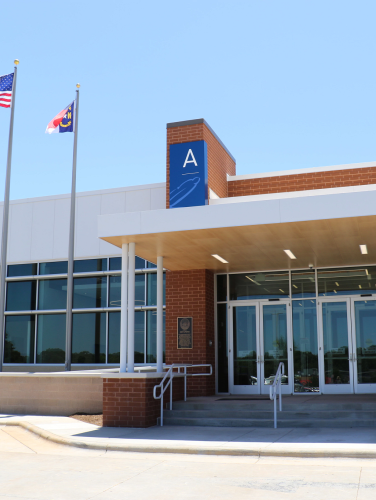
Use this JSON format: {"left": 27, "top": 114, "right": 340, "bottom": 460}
{"left": 103, "top": 376, "right": 184, "bottom": 428}
{"left": 166, "top": 120, "right": 236, "bottom": 207}
{"left": 165, "top": 269, "right": 215, "bottom": 396}
{"left": 228, "top": 166, "right": 376, "bottom": 197}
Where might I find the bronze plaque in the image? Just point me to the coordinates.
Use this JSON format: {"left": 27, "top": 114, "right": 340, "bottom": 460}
{"left": 177, "top": 317, "right": 193, "bottom": 349}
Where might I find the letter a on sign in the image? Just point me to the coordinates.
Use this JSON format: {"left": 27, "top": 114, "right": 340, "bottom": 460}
{"left": 182, "top": 149, "right": 198, "bottom": 168}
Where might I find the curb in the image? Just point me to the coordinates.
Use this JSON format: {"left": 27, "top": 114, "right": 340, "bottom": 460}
{"left": 3, "top": 421, "right": 376, "bottom": 459}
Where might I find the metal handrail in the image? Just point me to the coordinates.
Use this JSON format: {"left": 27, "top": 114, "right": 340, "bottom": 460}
{"left": 153, "top": 363, "right": 212, "bottom": 426}
{"left": 269, "top": 362, "right": 285, "bottom": 429}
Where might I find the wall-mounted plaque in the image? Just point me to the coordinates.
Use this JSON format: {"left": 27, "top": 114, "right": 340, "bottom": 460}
{"left": 177, "top": 317, "right": 193, "bottom": 349}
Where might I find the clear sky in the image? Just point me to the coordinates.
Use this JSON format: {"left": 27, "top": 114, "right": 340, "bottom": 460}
{"left": 0, "top": 1, "right": 375, "bottom": 200}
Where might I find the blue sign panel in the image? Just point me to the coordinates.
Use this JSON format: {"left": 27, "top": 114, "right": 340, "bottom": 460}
{"left": 169, "top": 140, "right": 208, "bottom": 209}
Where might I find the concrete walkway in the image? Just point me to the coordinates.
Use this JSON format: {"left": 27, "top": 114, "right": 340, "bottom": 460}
{"left": 1, "top": 414, "right": 376, "bottom": 459}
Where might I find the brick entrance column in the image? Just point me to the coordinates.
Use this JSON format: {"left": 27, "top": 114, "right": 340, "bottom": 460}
{"left": 165, "top": 119, "right": 236, "bottom": 397}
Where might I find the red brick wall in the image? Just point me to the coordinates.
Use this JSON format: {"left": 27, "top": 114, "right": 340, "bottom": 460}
{"left": 166, "top": 122, "right": 236, "bottom": 207}
{"left": 228, "top": 166, "right": 376, "bottom": 197}
{"left": 103, "top": 376, "right": 184, "bottom": 428}
{"left": 165, "top": 269, "right": 215, "bottom": 396}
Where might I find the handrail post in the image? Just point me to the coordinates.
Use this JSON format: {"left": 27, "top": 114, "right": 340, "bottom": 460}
{"left": 170, "top": 369, "right": 173, "bottom": 410}
{"left": 161, "top": 391, "right": 164, "bottom": 427}
{"left": 274, "top": 388, "right": 277, "bottom": 429}
{"left": 279, "top": 379, "right": 282, "bottom": 412}
{"left": 184, "top": 365, "right": 187, "bottom": 401}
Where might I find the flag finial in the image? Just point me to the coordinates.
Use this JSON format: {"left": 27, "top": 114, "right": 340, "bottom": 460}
{"left": 76, "top": 83, "right": 80, "bottom": 89}
{"left": 14, "top": 59, "right": 19, "bottom": 65}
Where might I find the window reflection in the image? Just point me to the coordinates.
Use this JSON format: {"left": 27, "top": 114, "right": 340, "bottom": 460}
{"left": 4, "top": 315, "right": 35, "bottom": 363}
{"left": 230, "top": 272, "right": 289, "bottom": 300}
{"left": 73, "top": 277, "right": 107, "bottom": 309}
{"left": 72, "top": 313, "right": 106, "bottom": 363}
{"left": 37, "top": 314, "right": 66, "bottom": 363}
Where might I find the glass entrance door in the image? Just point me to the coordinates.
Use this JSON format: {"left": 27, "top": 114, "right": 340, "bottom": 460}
{"left": 318, "top": 299, "right": 354, "bottom": 394}
{"left": 351, "top": 298, "right": 376, "bottom": 394}
{"left": 229, "top": 301, "right": 292, "bottom": 394}
{"left": 230, "top": 305, "right": 260, "bottom": 394}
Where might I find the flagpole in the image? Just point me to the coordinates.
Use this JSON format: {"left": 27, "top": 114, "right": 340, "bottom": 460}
{"left": 65, "top": 84, "right": 80, "bottom": 371}
{"left": 0, "top": 60, "right": 19, "bottom": 372}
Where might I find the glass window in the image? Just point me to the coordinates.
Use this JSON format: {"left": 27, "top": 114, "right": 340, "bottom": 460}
{"left": 322, "top": 302, "right": 350, "bottom": 384}
{"left": 217, "top": 304, "right": 228, "bottom": 392}
{"left": 108, "top": 312, "right": 120, "bottom": 363}
{"left": 72, "top": 313, "right": 106, "bottom": 363}
{"left": 109, "top": 257, "right": 121, "bottom": 271}
{"left": 7, "top": 263, "right": 37, "bottom": 277}
{"left": 233, "top": 306, "right": 257, "bottom": 386}
{"left": 318, "top": 266, "right": 376, "bottom": 296}
{"left": 217, "top": 275, "right": 227, "bottom": 302}
{"left": 109, "top": 276, "right": 121, "bottom": 307}
{"left": 147, "top": 261, "right": 157, "bottom": 269}
{"left": 292, "top": 300, "right": 319, "bottom": 392}
{"left": 74, "top": 258, "right": 107, "bottom": 273}
{"left": 230, "top": 272, "right": 289, "bottom": 300}
{"left": 36, "top": 314, "right": 66, "bottom": 363}
{"left": 135, "top": 310, "right": 145, "bottom": 363}
{"left": 39, "top": 261, "right": 68, "bottom": 275}
{"left": 136, "top": 256, "right": 146, "bottom": 269}
{"left": 354, "top": 301, "right": 376, "bottom": 384}
{"left": 146, "top": 310, "right": 165, "bottom": 363}
{"left": 4, "top": 315, "right": 35, "bottom": 363}
{"left": 291, "top": 270, "right": 316, "bottom": 298}
{"left": 147, "top": 273, "right": 166, "bottom": 306}
{"left": 263, "top": 303, "right": 289, "bottom": 385}
{"left": 6, "top": 281, "right": 37, "bottom": 311}
{"left": 38, "top": 279, "right": 67, "bottom": 310}
{"left": 135, "top": 274, "right": 145, "bottom": 306}
{"left": 73, "top": 277, "right": 107, "bottom": 309}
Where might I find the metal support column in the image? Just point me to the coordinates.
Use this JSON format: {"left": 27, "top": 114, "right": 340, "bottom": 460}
{"left": 119, "top": 243, "right": 128, "bottom": 372}
{"left": 127, "top": 242, "right": 135, "bottom": 373}
{"left": 156, "top": 256, "right": 164, "bottom": 372}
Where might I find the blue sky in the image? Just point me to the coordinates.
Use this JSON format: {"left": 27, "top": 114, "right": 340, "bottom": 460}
{"left": 0, "top": 1, "right": 376, "bottom": 200}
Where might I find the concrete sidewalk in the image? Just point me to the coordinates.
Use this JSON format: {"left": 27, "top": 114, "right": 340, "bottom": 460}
{"left": 1, "top": 414, "right": 376, "bottom": 459}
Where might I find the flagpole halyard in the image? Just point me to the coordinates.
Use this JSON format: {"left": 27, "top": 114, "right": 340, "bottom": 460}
{"left": 64, "top": 84, "right": 80, "bottom": 371}
{"left": 0, "top": 61, "right": 19, "bottom": 371}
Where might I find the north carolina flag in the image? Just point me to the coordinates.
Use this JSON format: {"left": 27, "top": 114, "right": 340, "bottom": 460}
{"left": 45, "top": 101, "right": 75, "bottom": 134}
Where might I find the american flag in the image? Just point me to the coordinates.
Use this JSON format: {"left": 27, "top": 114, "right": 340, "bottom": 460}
{"left": 0, "top": 73, "right": 14, "bottom": 108}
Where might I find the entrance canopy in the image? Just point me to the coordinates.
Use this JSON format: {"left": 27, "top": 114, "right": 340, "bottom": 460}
{"left": 98, "top": 185, "right": 376, "bottom": 272}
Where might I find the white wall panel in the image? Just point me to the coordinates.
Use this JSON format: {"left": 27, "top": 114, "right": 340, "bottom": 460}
{"left": 100, "top": 192, "right": 126, "bottom": 215}
{"left": 75, "top": 195, "right": 101, "bottom": 258}
{"left": 150, "top": 187, "right": 166, "bottom": 210}
{"left": 30, "top": 201, "right": 55, "bottom": 261}
{"left": 8, "top": 203, "right": 33, "bottom": 263}
{"left": 53, "top": 198, "right": 70, "bottom": 260}
{"left": 125, "top": 189, "right": 151, "bottom": 212}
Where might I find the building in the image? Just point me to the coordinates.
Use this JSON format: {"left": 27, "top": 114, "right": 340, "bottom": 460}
{"left": 2, "top": 118, "right": 376, "bottom": 421}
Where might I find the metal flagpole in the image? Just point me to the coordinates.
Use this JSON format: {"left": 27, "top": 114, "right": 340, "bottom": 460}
{"left": 0, "top": 60, "right": 19, "bottom": 372}
{"left": 65, "top": 84, "right": 80, "bottom": 371}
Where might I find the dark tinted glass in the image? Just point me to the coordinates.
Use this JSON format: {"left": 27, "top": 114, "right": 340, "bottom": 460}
{"left": 72, "top": 313, "right": 106, "bottom": 363}
{"left": 135, "top": 310, "right": 145, "bottom": 363}
{"left": 4, "top": 315, "right": 35, "bottom": 363}
{"left": 37, "top": 314, "right": 66, "bottom": 363}
{"left": 146, "top": 310, "right": 166, "bottom": 363}
{"left": 6, "top": 281, "right": 37, "bottom": 311}
{"left": 135, "top": 274, "right": 145, "bottom": 306}
{"left": 38, "top": 279, "right": 67, "bottom": 310}
{"left": 147, "top": 261, "right": 157, "bottom": 269}
{"left": 39, "top": 261, "right": 68, "bottom": 275}
{"left": 136, "top": 257, "right": 146, "bottom": 269}
{"left": 217, "top": 275, "right": 227, "bottom": 301}
{"left": 109, "top": 276, "right": 121, "bottom": 307}
{"left": 109, "top": 257, "right": 121, "bottom": 271}
{"left": 7, "top": 263, "right": 37, "bottom": 277}
{"left": 217, "top": 304, "right": 228, "bottom": 392}
{"left": 74, "top": 259, "right": 107, "bottom": 273}
{"left": 293, "top": 300, "right": 319, "bottom": 392}
{"left": 73, "top": 277, "right": 107, "bottom": 308}
{"left": 291, "top": 270, "right": 316, "bottom": 298}
{"left": 318, "top": 266, "right": 376, "bottom": 296}
{"left": 230, "top": 272, "right": 289, "bottom": 300}
{"left": 108, "top": 312, "right": 120, "bottom": 363}
{"left": 147, "top": 273, "right": 166, "bottom": 306}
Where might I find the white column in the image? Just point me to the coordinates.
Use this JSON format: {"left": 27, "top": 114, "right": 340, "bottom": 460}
{"left": 156, "top": 256, "right": 164, "bottom": 372}
{"left": 127, "top": 242, "right": 136, "bottom": 373}
{"left": 119, "top": 243, "right": 128, "bottom": 373}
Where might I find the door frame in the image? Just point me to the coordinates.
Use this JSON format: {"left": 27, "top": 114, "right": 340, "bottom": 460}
{"left": 228, "top": 299, "right": 293, "bottom": 395}
{"left": 317, "top": 297, "right": 354, "bottom": 394}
